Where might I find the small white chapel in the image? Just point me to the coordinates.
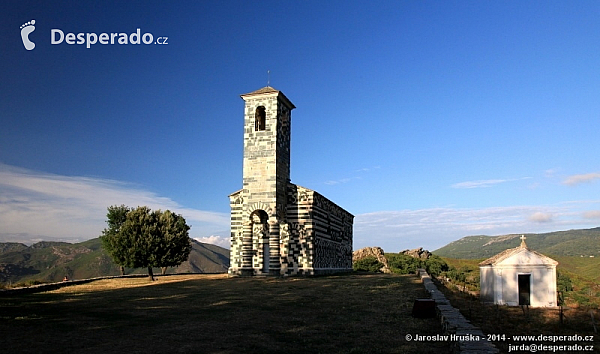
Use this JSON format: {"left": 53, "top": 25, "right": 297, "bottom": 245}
{"left": 479, "top": 235, "right": 558, "bottom": 307}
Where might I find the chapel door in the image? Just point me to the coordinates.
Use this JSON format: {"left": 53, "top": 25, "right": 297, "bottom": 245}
{"left": 518, "top": 274, "right": 531, "bottom": 306}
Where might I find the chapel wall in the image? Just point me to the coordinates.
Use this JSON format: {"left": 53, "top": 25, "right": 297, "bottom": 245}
{"left": 479, "top": 266, "right": 495, "bottom": 303}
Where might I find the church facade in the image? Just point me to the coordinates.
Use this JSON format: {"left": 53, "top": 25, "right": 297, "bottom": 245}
{"left": 228, "top": 87, "right": 353, "bottom": 276}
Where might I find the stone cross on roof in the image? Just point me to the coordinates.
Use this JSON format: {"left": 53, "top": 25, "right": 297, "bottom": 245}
{"left": 520, "top": 235, "right": 527, "bottom": 248}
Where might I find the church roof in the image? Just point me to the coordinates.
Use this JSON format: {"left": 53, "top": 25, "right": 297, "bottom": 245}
{"left": 228, "top": 189, "right": 242, "bottom": 197}
{"left": 240, "top": 86, "right": 296, "bottom": 109}
{"left": 479, "top": 237, "right": 558, "bottom": 266}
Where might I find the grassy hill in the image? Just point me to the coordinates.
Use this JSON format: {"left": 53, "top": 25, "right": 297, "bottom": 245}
{"left": 433, "top": 227, "right": 600, "bottom": 259}
{"left": 552, "top": 255, "right": 600, "bottom": 283}
{"left": 0, "top": 238, "right": 229, "bottom": 285}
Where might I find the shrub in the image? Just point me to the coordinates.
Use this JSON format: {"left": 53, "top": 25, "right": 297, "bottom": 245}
{"left": 424, "top": 255, "right": 449, "bottom": 277}
{"left": 386, "top": 254, "right": 422, "bottom": 274}
{"left": 353, "top": 256, "right": 384, "bottom": 272}
{"left": 557, "top": 270, "right": 573, "bottom": 292}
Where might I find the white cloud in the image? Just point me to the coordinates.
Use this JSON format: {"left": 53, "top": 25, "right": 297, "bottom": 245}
{"left": 451, "top": 179, "right": 507, "bottom": 189}
{"left": 528, "top": 212, "right": 553, "bottom": 223}
{"left": 354, "top": 166, "right": 381, "bottom": 173}
{"left": 0, "top": 163, "right": 229, "bottom": 244}
{"left": 195, "top": 235, "right": 230, "bottom": 249}
{"left": 545, "top": 168, "right": 559, "bottom": 178}
{"left": 324, "top": 177, "right": 360, "bottom": 185}
{"left": 563, "top": 172, "right": 600, "bottom": 186}
{"left": 583, "top": 210, "right": 600, "bottom": 220}
{"left": 324, "top": 166, "right": 379, "bottom": 185}
{"left": 451, "top": 177, "right": 531, "bottom": 189}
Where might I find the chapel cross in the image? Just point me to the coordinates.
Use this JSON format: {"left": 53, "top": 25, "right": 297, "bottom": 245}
{"left": 520, "top": 234, "right": 527, "bottom": 248}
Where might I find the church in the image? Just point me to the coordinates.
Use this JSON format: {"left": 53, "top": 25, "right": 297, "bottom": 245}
{"left": 228, "top": 86, "right": 354, "bottom": 276}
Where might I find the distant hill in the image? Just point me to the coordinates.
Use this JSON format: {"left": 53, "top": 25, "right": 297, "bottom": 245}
{"left": 0, "top": 238, "right": 230, "bottom": 284}
{"left": 433, "top": 227, "right": 600, "bottom": 259}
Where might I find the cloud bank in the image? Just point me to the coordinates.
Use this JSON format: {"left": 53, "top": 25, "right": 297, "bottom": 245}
{"left": 0, "top": 163, "right": 229, "bottom": 246}
{"left": 195, "top": 235, "right": 230, "bottom": 249}
{"left": 563, "top": 173, "right": 600, "bottom": 186}
{"left": 353, "top": 202, "right": 600, "bottom": 252}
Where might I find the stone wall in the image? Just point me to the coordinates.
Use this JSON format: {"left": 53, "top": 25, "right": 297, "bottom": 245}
{"left": 418, "top": 269, "right": 499, "bottom": 353}
{"left": 231, "top": 182, "right": 355, "bottom": 276}
{"left": 228, "top": 191, "right": 243, "bottom": 273}
{"left": 283, "top": 185, "right": 353, "bottom": 275}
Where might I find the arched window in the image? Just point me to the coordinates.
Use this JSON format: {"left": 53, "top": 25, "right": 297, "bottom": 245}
{"left": 255, "top": 106, "right": 266, "bottom": 131}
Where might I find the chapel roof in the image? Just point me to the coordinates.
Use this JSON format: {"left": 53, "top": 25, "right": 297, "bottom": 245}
{"left": 478, "top": 236, "right": 558, "bottom": 266}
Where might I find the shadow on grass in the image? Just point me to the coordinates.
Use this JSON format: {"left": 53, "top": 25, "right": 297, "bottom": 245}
{"left": 0, "top": 273, "right": 449, "bottom": 354}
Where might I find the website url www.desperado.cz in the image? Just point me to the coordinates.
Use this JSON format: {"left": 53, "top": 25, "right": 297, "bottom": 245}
{"left": 51, "top": 28, "right": 167, "bottom": 48}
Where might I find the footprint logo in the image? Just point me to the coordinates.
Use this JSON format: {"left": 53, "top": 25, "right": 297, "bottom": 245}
{"left": 20, "top": 20, "right": 36, "bottom": 51}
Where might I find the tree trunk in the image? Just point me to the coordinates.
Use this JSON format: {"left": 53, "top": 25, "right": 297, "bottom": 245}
{"left": 147, "top": 266, "right": 155, "bottom": 281}
{"left": 120, "top": 266, "right": 125, "bottom": 276}
{"left": 161, "top": 267, "right": 167, "bottom": 275}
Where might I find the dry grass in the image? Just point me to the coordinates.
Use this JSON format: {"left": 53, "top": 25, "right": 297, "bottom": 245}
{"left": 0, "top": 273, "right": 448, "bottom": 354}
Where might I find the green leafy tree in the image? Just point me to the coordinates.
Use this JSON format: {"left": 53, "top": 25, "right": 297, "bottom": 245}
{"left": 156, "top": 210, "right": 193, "bottom": 275}
{"left": 100, "top": 205, "right": 132, "bottom": 275}
{"left": 100, "top": 205, "right": 192, "bottom": 280}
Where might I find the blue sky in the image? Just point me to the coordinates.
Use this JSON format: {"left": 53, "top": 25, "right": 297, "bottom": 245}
{"left": 1, "top": 1, "right": 599, "bottom": 252}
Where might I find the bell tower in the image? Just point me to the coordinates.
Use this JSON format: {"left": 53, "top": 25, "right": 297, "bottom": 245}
{"left": 240, "top": 86, "right": 295, "bottom": 221}
{"left": 230, "top": 86, "right": 295, "bottom": 276}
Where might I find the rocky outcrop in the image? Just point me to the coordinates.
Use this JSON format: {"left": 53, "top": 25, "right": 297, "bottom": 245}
{"left": 352, "top": 247, "right": 391, "bottom": 273}
{"left": 400, "top": 247, "right": 432, "bottom": 260}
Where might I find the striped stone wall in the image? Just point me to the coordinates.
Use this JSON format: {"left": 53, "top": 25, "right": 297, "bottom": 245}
{"left": 282, "top": 185, "right": 353, "bottom": 275}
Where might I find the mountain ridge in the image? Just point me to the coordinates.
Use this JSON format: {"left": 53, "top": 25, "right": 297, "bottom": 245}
{"left": 433, "top": 227, "right": 600, "bottom": 259}
{"left": 0, "top": 238, "right": 230, "bottom": 284}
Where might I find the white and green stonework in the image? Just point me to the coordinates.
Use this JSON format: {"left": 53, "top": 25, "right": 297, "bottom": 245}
{"left": 229, "top": 86, "right": 353, "bottom": 276}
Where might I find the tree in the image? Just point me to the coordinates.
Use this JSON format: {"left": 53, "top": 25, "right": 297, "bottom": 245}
{"left": 156, "top": 210, "right": 193, "bottom": 275}
{"left": 100, "top": 205, "right": 131, "bottom": 275}
{"left": 100, "top": 205, "right": 192, "bottom": 280}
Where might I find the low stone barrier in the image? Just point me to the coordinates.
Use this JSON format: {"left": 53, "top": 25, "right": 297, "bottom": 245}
{"left": 417, "top": 268, "right": 499, "bottom": 354}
